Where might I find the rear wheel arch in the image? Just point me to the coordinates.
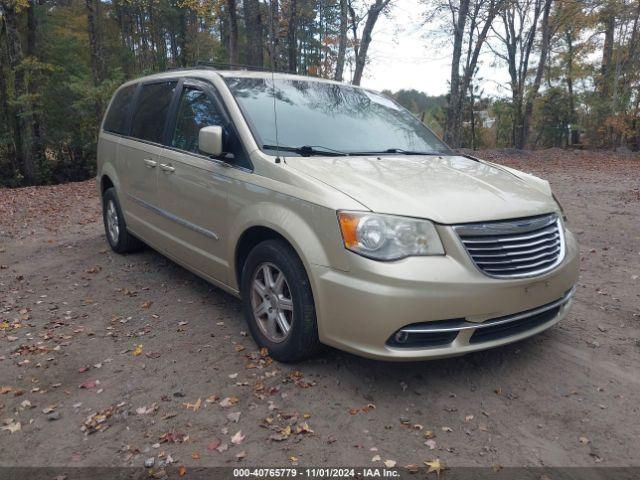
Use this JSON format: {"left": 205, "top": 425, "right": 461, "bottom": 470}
{"left": 100, "top": 175, "right": 115, "bottom": 196}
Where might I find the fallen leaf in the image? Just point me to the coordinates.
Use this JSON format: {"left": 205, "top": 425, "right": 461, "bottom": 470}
{"left": 371, "top": 454, "right": 381, "bottom": 462}
{"left": 384, "top": 460, "right": 396, "bottom": 468}
{"left": 136, "top": 403, "right": 158, "bottom": 415}
{"left": 425, "top": 439, "right": 437, "bottom": 449}
{"left": 296, "top": 422, "right": 314, "bottom": 434}
{"left": 579, "top": 436, "right": 590, "bottom": 445}
{"left": 132, "top": 344, "right": 143, "bottom": 356}
{"left": 220, "top": 396, "right": 239, "bottom": 408}
{"left": 404, "top": 464, "right": 419, "bottom": 474}
{"left": 207, "top": 439, "right": 221, "bottom": 451}
{"left": 1, "top": 420, "right": 21, "bottom": 433}
{"left": 231, "top": 430, "right": 245, "bottom": 445}
{"left": 424, "top": 459, "right": 446, "bottom": 476}
{"left": 227, "top": 411, "right": 241, "bottom": 423}
{"left": 178, "top": 465, "right": 187, "bottom": 477}
{"left": 183, "top": 398, "right": 202, "bottom": 412}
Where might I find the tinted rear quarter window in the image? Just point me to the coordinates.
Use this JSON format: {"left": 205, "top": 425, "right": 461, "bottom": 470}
{"left": 130, "top": 81, "right": 177, "bottom": 143}
{"left": 103, "top": 84, "right": 136, "bottom": 134}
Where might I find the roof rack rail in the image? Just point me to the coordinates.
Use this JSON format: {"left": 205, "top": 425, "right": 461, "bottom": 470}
{"left": 195, "top": 60, "right": 293, "bottom": 74}
{"left": 165, "top": 61, "right": 311, "bottom": 77}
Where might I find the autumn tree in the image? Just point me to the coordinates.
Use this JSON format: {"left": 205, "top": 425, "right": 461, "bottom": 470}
{"left": 490, "top": 0, "right": 553, "bottom": 149}
{"left": 422, "top": 0, "right": 503, "bottom": 147}
{"left": 349, "top": 0, "right": 392, "bottom": 85}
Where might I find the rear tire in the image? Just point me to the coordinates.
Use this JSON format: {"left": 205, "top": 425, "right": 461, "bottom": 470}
{"left": 240, "top": 239, "right": 320, "bottom": 363}
{"left": 102, "top": 187, "right": 143, "bottom": 254}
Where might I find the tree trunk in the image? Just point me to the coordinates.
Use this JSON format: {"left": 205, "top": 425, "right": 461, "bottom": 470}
{"left": 267, "top": 0, "right": 279, "bottom": 69}
{"left": 521, "top": 0, "right": 552, "bottom": 148}
{"left": 1, "top": 2, "right": 36, "bottom": 184}
{"left": 565, "top": 30, "right": 575, "bottom": 125}
{"left": 243, "top": 0, "right": 263, "bottom": 67}
{"left": 287, "top": 0, "right": 297, "bottom": 73}
{"left": 443, "top": 0, "right": 470, "bottom": 147}
{"left": 86, "top": 0, "right": 105, "bottom": 85}
{"left": 113, "top": 0, "right": 133, "bottom": 75}
{"left": 26, "top": 0, "right": 45, "bottom": 180}
{"left": 227, "top": 0, "right": 239, "bottom": 65}
{"left": 85, "top": 0, "right": 106, "bottom": 126}
{"left": 179, "top": 7, "right": 188, "bottom": 67}
{"left": 334, "top": 0, "right": 348, "bottom": 81}
{"left": 600, "top": 2, "right": 615, "bottom": 99}
{"left": 0, "top": 20, "right": 17, "bottom": 178}
{"left": 352, "top": 0, "right": 390, "bottom": 86}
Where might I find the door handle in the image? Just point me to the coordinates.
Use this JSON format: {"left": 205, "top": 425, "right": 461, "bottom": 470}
{"left": 143, "top": 158, "right": 157, "bottom": 168}
{"left": 159, "top": 163, "right": 175, "bottom": 173}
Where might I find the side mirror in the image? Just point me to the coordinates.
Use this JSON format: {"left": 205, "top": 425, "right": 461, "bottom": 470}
{"left": 199, "top": 125, "right": 223, "bottom": 157}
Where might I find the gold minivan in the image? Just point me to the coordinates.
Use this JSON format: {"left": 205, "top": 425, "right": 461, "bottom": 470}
{"left": 97, "top": 69, "right": 579, "bottom": 362}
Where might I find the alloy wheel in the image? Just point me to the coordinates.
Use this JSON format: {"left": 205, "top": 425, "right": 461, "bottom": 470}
{"left": 250, "top": 262, "right": 294, "bottom": 343}
{"left": 106, "top": 199, "right": 120, "bottom": 245}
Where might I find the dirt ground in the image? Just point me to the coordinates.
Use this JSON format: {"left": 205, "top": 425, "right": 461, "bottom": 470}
{"left": 0, "top": 149, "right": 639, "bottom": 470}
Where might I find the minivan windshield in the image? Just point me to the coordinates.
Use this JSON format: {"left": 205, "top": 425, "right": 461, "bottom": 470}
{"left": 225, "top": 76, "right": 452, "bottom": 156}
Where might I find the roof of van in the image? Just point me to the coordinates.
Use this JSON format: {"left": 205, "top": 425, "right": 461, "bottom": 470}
{"left": 120, "top": 68, "right": 354, "bottom": 88}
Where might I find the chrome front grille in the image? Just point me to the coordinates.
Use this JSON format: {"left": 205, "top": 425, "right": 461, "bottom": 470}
{"left": 454, "top": 213, "right": 565, "bottom": 278}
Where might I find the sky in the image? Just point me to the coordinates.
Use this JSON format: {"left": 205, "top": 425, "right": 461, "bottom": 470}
{"left": 357, "top": 0, "right": 511, "bottom": 97}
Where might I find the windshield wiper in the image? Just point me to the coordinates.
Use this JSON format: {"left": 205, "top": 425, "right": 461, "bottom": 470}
{"left": 262, "top": 144, "right": 348, "bottom": 157}
{"left": 352, "top": 148, "right": 444, "bottom": 156}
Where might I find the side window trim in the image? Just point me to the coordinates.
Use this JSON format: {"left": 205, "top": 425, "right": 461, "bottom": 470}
{"left": 163, "top": 78, "right": 186, "bottom": 147}
{"left": 165, "top": 78, "right": 253, "bottom": 171}
{"left": 123, "top": 83, "right": 142, "bottom": 137}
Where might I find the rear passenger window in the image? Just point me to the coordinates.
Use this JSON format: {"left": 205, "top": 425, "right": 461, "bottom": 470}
{"left": 103, "top": 84, "right": 136, "bottom": 134}
{"left": 130, "top": 81, "right": 177, "bottom": 143}
{"left": 171, "top": 87, "right": 224, "bottom": 153}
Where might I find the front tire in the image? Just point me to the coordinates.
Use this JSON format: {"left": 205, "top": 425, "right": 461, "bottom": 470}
{"left": 102, "top": 188, "right": 143, "bottom": 254}
{"left": 240, "top": 239, "right": 320, "bottom": 363}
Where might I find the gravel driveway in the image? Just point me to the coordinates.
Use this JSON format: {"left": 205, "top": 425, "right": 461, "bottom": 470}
{"left": 1, "top": 149, "right": 639, "bottom": 471}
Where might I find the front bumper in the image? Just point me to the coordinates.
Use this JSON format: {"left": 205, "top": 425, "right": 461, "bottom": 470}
{"left": 310, "top": 225, "right": 579, "bottom": 361}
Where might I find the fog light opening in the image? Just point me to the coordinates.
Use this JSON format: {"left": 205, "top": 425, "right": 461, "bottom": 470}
{"left": 394, "top": 331, "right": 409, "bottom": 344}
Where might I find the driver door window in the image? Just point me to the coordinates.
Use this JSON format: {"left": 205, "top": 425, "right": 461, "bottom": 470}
{"left": 172, "top": 87, "right": 223, "bottom": 154}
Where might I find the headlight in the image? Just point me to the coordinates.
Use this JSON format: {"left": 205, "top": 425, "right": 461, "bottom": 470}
{"left": 337, "top": 211, "right": 444, "bottom": 260}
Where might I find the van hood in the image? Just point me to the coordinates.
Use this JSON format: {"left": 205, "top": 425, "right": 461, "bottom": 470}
{"left": 286, "top": 155, "right": 558, "bottom": 224}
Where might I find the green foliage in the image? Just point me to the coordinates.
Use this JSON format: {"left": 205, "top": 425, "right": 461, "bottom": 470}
{"left": 383, "top": 89, "right": 446, "bottom": 134}
{"left": 534, "top": 87, "right": 574, "bottom": 148}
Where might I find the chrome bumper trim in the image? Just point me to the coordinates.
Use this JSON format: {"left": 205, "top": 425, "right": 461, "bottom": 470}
{"left": 400, "top": 286, "right": 576, "bottom": 335}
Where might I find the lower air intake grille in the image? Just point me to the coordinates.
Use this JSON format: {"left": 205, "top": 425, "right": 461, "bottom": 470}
{"left": 454, "top": 213, "right": 564, "bottom": 278}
